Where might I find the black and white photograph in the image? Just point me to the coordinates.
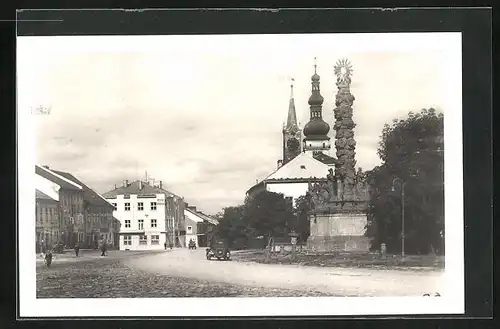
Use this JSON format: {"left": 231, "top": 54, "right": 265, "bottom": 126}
{"left": 17, "top": 13, "right": 465, "bottom": 318}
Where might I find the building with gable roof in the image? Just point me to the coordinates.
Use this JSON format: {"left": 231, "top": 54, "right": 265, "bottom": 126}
{"left": 35, "top": 165, "right": 117, "bottom": 249}
{"left": 51, "top": 169, "right": 119, "bottom": 249}
{"left": 103, "top": 179, "right": 185, "bottom": 250}
{"left": 184, "top": 205, "right": 219, "bottom": 248}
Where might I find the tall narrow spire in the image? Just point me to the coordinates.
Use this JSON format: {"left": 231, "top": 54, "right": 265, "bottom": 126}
{"left": 282, "top": 77, "right": 302, "bottom": 165}
{"left": 285, "top": 78, "right": 298, "bottom": 129}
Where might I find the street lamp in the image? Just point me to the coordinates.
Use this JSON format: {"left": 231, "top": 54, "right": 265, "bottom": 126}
{"left": 391, "top": 177, "right": 406, "bottom": 259}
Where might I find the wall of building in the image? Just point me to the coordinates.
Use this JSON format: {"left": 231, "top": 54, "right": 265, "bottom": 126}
{"left": 109, "top": 193, "right": 168, "bottom": 250}
{"left": 84, "top": 205, "right": 116, "bottom": 249}
{"left": 59, "top": 189, "right": 85, "bottom": 247}
{"left": 164, "top": 195, "right": 185, "bottom": 246}
{"left": 119, "top": 232, "right": 167, "bottom": 251}
{"left": 184, "top": 215, "right": 199, "bottom": 247}
{"left": 35, "top": 200, "right": 60, "bottom": 252}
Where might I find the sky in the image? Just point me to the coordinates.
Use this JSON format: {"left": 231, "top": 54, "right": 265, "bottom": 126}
{"left": 18, "top": 33, "right": 461, "bottom": 215}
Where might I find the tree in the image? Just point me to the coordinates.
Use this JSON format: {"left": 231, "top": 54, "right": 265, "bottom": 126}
{"left": 367, "top": 108, "right": 444, "bottom": 255}
{"left": 214, "top": 205, "right": 247, "bottom": 247}
{"left": 294, "top": 195, "right": 311, "bottom": 243}
{"left": 243, "top": 191, "right": 295, "bottom": 242}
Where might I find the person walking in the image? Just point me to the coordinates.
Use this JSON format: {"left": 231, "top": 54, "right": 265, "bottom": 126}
{"left": 74, "top": 242, "right": 80, "bottom": 257}
{"left": 44, "top": 248, "right": 53, "bottom": 268}
{"left": 100, "top": 241, "right": 107, "bottom": 256}
{"left": 164, "top": 242, "right": 167, "bottom": 251}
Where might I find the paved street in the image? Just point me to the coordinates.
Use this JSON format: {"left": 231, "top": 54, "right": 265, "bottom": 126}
{"left": 37, "top": 248, "right": 444, "bottom": 298}
{"left": 127, "top": 249, "right": 445, "bottom": 297}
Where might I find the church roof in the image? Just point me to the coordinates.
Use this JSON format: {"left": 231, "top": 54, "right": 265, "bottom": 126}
{"left": 265, "top": 152, "right": 333, "bottom": 181}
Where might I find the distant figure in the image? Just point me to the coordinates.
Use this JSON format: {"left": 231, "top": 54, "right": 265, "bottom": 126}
{"left": 44, "top": 249, "right": 53, "bottom": 268}
{"left": 100, "top": 241, "right": 107, "bottom": 256}
{"left": 74, "top": 243, "right": 80, "bottom": 257}
{"left": 164, "top": 242, "right": 167, "bottom": 251}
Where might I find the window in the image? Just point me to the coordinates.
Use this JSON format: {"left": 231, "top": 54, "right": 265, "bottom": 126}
{"left": 138, "top": 219, "right": 144, "bottom": 230}
{"left": 112, "top": 203, "right": 117, "bottom": 209}
{"left": 138, "top": 202, "right": 144, "bottom": 211}
{"left": 151, "top": 235, "right": 159, "bottom": 245}
{"left": 187, "top": 226, "right": 192, "bottom": 233}
{"left": 150, "top": 219, "right": 157, "bottom": 228}
{"left": 139, "top": 235, "right": 147, "bottom": 245}
{"left": 124, "top": 203, "right": 130, "bottom": 211}
{"left": 125, "top": 220, "right": 131, "bottom": 228}
{"left": 123, "top": 235, "right": 132, "bottom": 245}
{"left": 150, "top": 202, "right": 157, "bottom": 211}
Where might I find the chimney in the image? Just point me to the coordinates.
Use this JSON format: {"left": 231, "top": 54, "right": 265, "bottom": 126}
{"left": 43, "top": 165, "right": 50, "bottom": 169}
{"left": 188, "top": 206, "right": 196, "bottom": 212}
{"left": 139, "top": 181, "right": 143, "bottom": 190}
{"left": 159, "top": 180, "right": 162, "bottom": 189}
{"left": 277, "top": 160, "right": 283, "bottom": 169}
{"left": 124, "top": 180, "right": 129, "bottom": 187}
{"left": 114, "top": 184, "right": 117, "bottom": 189}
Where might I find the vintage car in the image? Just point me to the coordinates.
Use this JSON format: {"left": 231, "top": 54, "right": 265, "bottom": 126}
{"left": 206, "top": 240, "right": 230, "bottom": 261}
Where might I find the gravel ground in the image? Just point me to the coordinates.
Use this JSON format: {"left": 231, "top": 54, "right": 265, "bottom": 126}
{"left": 36, "top": 256, "right": 331, "bottom": 298}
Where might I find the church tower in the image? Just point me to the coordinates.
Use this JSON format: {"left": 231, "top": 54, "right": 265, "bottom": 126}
{"left": 282, "top": 80, "right": 302, "bottom": 165}
{"left": 302, "top": 58, "right": 331, "bottom": 154}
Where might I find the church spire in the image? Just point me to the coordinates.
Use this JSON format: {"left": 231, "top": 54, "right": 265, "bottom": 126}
{"left": 285, "top": 78, "right": 298, "bottom": 130}
{"left": 282, "top": 78, "right": 301, "bottom": 165}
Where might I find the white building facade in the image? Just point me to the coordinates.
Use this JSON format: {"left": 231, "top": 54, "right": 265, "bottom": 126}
{"left": 104, "top": 180, "right": 185, "bottom": 251}
{"left": 111, "top": 194, "right": 167, "bottom": 250}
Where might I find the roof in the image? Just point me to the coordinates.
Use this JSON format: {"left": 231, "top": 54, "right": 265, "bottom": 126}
{"left": 184, "top": 209, "right": 204, "bottom": 223}
{"left": 35, "top": 165, "right": 83, "bottom": 191}
{"left": 195, "top": 211, "right": 219, "bottom": 225}
{"left": 313, "top": 151, "right": 338, "bottom": 165}
{"left": 36, "top": 189, "right": 58, "bottom": 202}
{"left": 102, "top": 180, "right": 181, "bottom": 199}
{"left": 265, "top": 152, "right": 333, "bottom": 181}
{"left": 50, "top": 170, "right": 114, "bottom": 209}
{"left": 184, "top": 208, "right": 219, "bottom": 225}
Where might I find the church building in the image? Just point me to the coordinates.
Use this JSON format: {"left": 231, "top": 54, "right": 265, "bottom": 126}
{"left": 246, "top": 60, "right": 337, "bottom": 206}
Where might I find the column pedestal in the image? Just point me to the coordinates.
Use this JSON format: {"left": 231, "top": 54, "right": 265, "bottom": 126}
{"left": 307, "top": 212, "right": 371, "bottom": 252}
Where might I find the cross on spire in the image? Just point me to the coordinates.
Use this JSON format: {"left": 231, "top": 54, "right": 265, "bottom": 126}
{"left": 290, "top": 78, "right": 295, "bottom": 98}
{"left": 314, "top": 57, "right": 317, "bottom": 73}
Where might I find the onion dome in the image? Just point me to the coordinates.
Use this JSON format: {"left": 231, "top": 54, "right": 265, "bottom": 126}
{"left": 303, "top": 118, "right": 330, "bottom": 138}
{"left": 308, "top": 91, "right": 324, "bottom": 106}
{"left": 303, "top": 57, "right": 330, "bottom": 139}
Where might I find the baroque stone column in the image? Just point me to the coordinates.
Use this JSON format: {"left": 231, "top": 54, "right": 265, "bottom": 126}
{"left": 333, "top": 58, "right": 357, "bottom": 200}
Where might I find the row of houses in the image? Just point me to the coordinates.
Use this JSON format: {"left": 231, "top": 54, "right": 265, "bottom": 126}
{"left": 35, "top": 165, "right": 219, "bottom": 252}
{"left": 35, "top": 165, "right": 120, "bottom": 252}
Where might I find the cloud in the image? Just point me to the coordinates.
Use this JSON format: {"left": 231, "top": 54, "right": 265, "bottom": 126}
{"left": 22, "top": 35, "right": 458, "bottom": 214}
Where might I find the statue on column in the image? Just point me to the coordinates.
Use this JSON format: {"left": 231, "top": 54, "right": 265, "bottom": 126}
{"left": 326, "top": 168, "right": 336, "bottom": 201}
